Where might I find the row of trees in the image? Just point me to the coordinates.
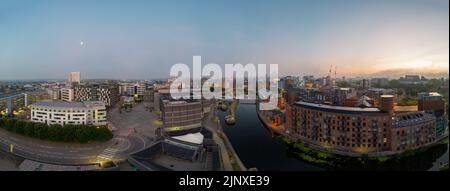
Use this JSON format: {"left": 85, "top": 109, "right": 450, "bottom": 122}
{"left": 368, "top": 78, "right": 448, "bottom": 106}
{"left": 371, "top": 79, "right": 448, "bottom": 96}
{"left": 0, "top": 118, "right": 113, "bottom": 144}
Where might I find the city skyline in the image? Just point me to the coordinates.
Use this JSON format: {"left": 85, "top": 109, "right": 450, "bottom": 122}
{"left": 0, "top": 0, "right": 448, "bottom": 80}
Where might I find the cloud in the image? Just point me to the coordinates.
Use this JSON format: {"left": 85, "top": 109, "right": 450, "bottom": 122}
{"left": 369, "top": 66, "right": 449, "bottom": 78}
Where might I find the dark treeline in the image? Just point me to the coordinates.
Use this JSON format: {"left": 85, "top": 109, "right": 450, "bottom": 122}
{"left": 0, "top": 118, "right": 113, "bottom": 144}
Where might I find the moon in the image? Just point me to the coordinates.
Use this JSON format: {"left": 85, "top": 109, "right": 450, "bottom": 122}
{"left": 80, "top": 41, "right": 84, "bottom": 46}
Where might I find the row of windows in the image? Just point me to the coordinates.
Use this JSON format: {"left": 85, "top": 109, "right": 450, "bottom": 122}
{"left": 315, "top": 126, "right": 387, "bottom": 132}
{"left": 395, "top": 138, "right": 435, "bottom": 151}
{"left": 394, "top": 127, "right": 434, "bottom": 135}
{"left": 297, "top": 133, "right": 386, "bottom": 143}
{"left": 297, "top": 116, "right": 388, "bottom": 127}
{"left": 33, "top": 108, "right": 91, "bottom": 113}
{"left": 294, "top": 109, "right": 389, "bottom": 122}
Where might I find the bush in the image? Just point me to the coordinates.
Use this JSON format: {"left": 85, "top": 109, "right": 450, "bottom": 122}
{"left": 0, "top": 117, "right": 113, "bottom": 144}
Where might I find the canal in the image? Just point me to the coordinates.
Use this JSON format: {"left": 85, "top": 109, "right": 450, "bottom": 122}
{"left": 218, "top": 104, "right": 323, "bottom": 171}
{"left": 219, "top": 104, "right": 449, "bottom": 171}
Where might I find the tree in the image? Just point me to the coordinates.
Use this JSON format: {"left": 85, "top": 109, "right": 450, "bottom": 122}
{"left": 337, "top": 81, "right": 349, "bottom": 88}
{"left": 24, "top": 122, "right": 35, "bottom": 137}
{"left": 15, "top": 120, "right": 26, "bottom": 134}
{"left": 1, "top": 118, "right": 112, "bottom": 143}
{"left": 389, "top": 79, "right": 400, "bottom": 87}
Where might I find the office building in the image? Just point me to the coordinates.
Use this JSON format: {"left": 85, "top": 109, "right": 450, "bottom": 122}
{"left": 119, "top": 82, "right": 148, "bottom": 96}
{"left": 74, "top": 84, "right": 119, "bottom": 107}
{"left": 30, "top": 100, "right": 107, "bottom": 126}
{"left": 157, "top": 89, "right": 203, "bottom": 130}
{"left": 60, "top": 88, "right": 74, "bottom": 102}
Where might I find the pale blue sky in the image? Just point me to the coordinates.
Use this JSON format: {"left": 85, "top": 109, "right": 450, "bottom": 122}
{"left": 0, "top": 0, "right": 448, "bottom": 80}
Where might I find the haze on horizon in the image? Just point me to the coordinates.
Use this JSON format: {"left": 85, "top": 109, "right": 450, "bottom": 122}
{"left": 0, "top": 0, "right": 448, "bottom": 80}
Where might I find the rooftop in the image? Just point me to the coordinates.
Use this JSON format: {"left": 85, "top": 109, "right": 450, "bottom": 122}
{"left": 418, "top": 92, "right": 442, "bottom": 98}
{"left": 295, "top": 101, "right": 384, "bottom": 114}
{"left": 392, "top": 111, "right": 435, "bottom": 128}
{"left": 31, "top": 100, "right": 105, "bottom": 108}
{"left": 394, "top": 105, "right": 418, "bottom": 113}
{"left": 171, "top": 132, "right": 204, "bottom": 145}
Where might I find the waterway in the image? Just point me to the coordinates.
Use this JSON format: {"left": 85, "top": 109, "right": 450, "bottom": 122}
{"left": 218, "top": 104, "right": 323, "bottom": 171}
{"left": 219, "top": 104, "right": 449, "bottom": 171}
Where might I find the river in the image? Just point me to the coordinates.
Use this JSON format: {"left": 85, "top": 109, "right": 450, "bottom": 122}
{"left": 218, "top": 104, "right": 449, "bottom": 171}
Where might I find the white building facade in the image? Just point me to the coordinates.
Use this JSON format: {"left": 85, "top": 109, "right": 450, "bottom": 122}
{"left": 60, "top": 88, "right": 74, "bottom": 102}
{"left": 30, "top": 100, "right": 107, "bottom": 126}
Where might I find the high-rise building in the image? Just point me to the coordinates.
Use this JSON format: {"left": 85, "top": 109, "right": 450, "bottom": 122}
{"left": 68, "top": 72, "right": 81, "bottom": 84}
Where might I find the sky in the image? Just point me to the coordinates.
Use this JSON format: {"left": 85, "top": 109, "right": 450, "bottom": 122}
{"left": 0, "top": 0, "right": 448, "bottom": 80}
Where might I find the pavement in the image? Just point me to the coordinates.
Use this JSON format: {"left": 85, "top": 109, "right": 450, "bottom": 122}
{"left": 0, "top": 101, "right": 242, "bottom": 171}
{"left": 202, "top": 102, "right": 246, "bottom": 171}
{"left": 0, "top": 150, "right": 21, "bottom": 171}
{"left": 0, "top": 128, "right": 110, "bottom": 164}
{"left": 0, "top": 158, "right": 18, "bottom": 171}
{"left": 108, "top": 102, "right": 159, "bottom": 141}
{"left": 0, "top": 102, "right": 157, "bottom": 166}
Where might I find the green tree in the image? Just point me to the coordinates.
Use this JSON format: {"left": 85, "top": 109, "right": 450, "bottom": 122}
{"left": 389, "top": 79, "right": 400, "bottom": 87}
{"left": 24, "top": 122, "right": 35, "bottom": 137}
{"left": 15, "top": 120, "right": 26, "bottom": 134}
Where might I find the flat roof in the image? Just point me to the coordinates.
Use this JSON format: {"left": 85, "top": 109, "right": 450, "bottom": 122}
{"left": 394, "top": 105, "right": 418, "bottom": 112}
{"left": 171, "top": 132, "right": 204, "bottom": 145}
{"left": 392, "top": 111, "right": 435, "bottom": 128}
{"left": 295, "top": 101, "right": 384, "bottom": 114}
{"left": 31, "top": 100, "right": 105, "bottom": 108}
{"left": 418, "top": 92, "right": 442, "bottom": 97}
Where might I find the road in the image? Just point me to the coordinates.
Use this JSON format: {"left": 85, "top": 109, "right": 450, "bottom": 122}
{"left": 0, "top": 102, "right": 157, "bottom": 166}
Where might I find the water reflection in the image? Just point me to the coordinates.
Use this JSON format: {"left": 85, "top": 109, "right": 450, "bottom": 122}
{"left": 219, "top": 104, "right": 448, "bottom": 171}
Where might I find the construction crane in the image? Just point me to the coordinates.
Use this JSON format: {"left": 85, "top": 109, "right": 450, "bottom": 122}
{"left": 334, "top": 66, "right": 337, "bottom": 86}
{"left": 328, "top": 64, "right": 333, "bottom": 77}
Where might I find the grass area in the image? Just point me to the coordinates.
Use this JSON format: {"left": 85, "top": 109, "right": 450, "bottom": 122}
{"left": 281, "top": 136, "right": 335, "bottom": 167}
{"left": 437, "top": 136, "right": 449, "bottom": 145}
{"left": 281, "top": 135, "right": 448, "bottom": 170}
{"left": 440, "top": 163, "right": 449, "bottom": 171}
{"left": 397, "top": 96, "right": 418, "bottom": 106}
{"left": 217, "top": 131, "right": 243, "bottom": 171}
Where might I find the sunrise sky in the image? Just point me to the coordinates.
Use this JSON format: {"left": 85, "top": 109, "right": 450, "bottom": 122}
{"left": 0, "top": 0, "right": 448, "bottom": 80}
